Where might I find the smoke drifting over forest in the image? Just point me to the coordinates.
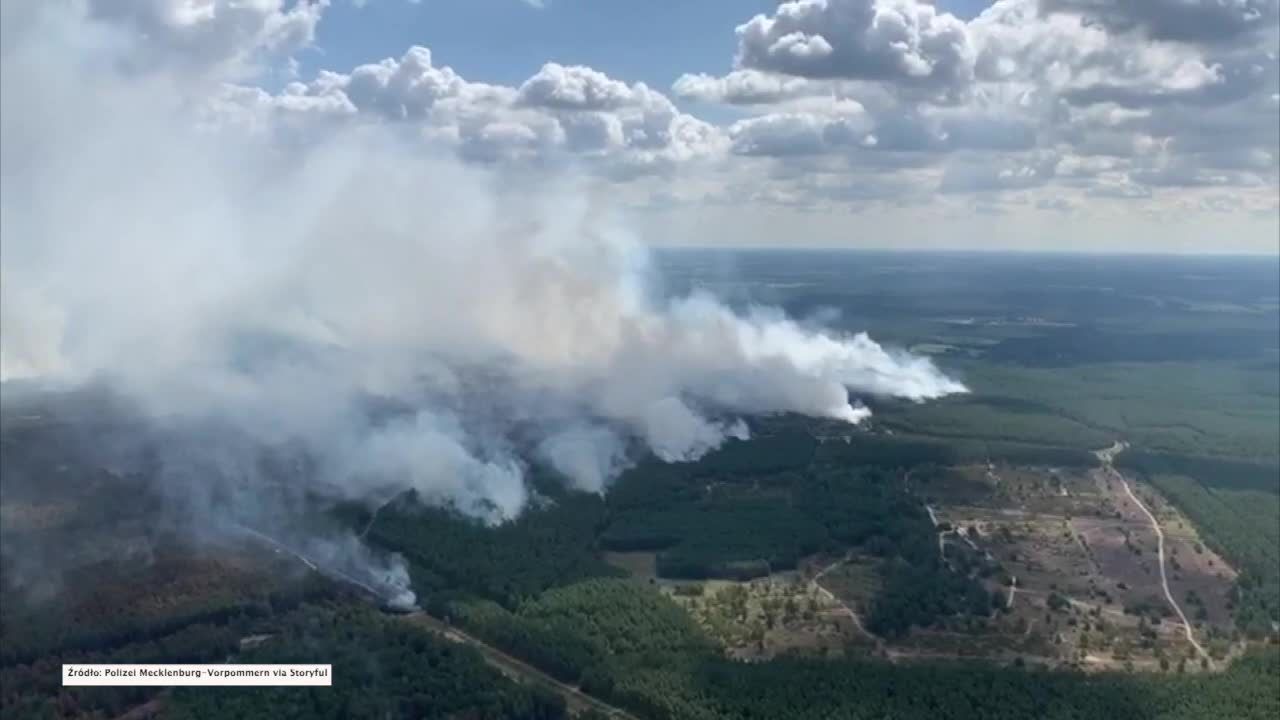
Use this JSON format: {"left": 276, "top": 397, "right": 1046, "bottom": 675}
{"left": 0, "top": 4, "right": 964, "bottom": 602}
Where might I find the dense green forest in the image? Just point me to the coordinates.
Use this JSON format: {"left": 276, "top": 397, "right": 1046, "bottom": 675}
{"left": 0, "top": 578, "right": 339, "bottom": 720}
{"left": 446, "top": 580, "right": 1279, "bottom": 720}
{"left": 9, "top": 553, "right": 1277, "bottom": 720}
{"left": 1117, "top": 452, "right": 1280, "bottom": 495}
{"left": 368, "top": 433, "right": 996, "bottom": 639}
{"left": 0, "top": 554, "right": 331, "bottom": 668}
{"left": 169, "top": 603, "right": 567, "bottom": 720}
{"left": 879, "top": 361, "right": 1279, "bottom": 462}
{"left": 2, "top": 593, "right": 568, "bottom": 720}
{"left": 402, "top": 575, "right": 1280, "bottom": 720}
{"left": 985, "top": 328, "right": 1274, "bottom": 367}
{"left": 363, "top": 489, "right": 621, "bottom": 608}
{"left": 744, "top": 416, "right": 1101, "bottom": 469}
{"left": 3, "top": 619, "right": 244, "bottom": 719}
{"left": 20, "top": 581, "right": 1272, "bottom": 720}
{"left": 431, "top": 578, "right": 714, "bottom": 693}
{"left": 661, "top": 647, "right": 1280, "bottom": 720}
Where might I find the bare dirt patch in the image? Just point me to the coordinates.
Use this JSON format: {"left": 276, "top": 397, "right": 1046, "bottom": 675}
{"left": 905, "top": 461, "right": 1241, "bottom": 672}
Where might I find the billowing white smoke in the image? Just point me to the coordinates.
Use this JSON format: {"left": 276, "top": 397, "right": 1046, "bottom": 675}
{"left": 537, "top": 426, "right": 631, "bottom": 494}
{"left": 0, "top": 4, "right": 965, "bottom": 537}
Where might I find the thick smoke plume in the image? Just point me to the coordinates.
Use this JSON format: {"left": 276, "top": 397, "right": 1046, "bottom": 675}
{"left": 0, "top": 4, "right": 964, "bottom": 601}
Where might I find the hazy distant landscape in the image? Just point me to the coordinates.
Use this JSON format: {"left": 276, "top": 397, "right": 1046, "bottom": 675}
{"left": 4, "top": 251, "right": 1277, "bottom": 720}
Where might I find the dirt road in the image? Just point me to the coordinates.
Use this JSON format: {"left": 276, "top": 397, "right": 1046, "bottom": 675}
{"left": 1095, "top": 443, "right": 1211, "bottom": 664}
{"left": 925, "top": 504, "right": 949, "bottom": 558}
{"left": 403, "top": 612, "right": 642, "bottom": 720}
{"left": 811, "top": 554, "right": 882, "bottom": 646}
{"left": 238, "top": 526, "right": 640, "bottom": 717}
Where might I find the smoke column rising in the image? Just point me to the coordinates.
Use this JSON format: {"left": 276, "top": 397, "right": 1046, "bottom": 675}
{"left": 0, "top": 3, "right": 965, "bottom": 599}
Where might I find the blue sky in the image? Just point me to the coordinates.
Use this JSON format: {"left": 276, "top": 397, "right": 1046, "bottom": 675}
{"left": 274, "top": 0, "right": 1275, "bottom": 253}
{"left": 20, "top": 0, "right": 1278, "bottom": 252}
{"left": 310, "top": 2, "right": 774, "bottom": 89}
{"left": 311, "top": 1, "right": 995, "bottom": 90}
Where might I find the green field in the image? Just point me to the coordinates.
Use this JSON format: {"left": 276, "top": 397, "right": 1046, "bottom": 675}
{"left": 877, "top": 361, "right": 1280, "bottom": 462}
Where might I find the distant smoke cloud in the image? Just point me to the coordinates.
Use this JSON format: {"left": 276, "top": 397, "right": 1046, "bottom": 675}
{"left": 0, "top": 4, "right": 964, "bottom": 596}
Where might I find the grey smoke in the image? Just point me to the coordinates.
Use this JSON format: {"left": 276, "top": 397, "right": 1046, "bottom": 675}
{"left": 0, "top": 4, "right": 966, "bottom": 600}
{"left": 537, "top": 425, "right": 631, "bottom": 494}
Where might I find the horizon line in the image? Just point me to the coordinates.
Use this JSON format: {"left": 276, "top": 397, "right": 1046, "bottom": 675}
{"left": 652, "top": 245, "right": 1280, "bottom": 259}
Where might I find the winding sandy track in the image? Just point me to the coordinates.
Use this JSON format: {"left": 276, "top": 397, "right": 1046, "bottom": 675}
{"left": 1096, "top": 443, "right": 1211, "bottom": 665}
{"left": 812, "top": 555, "right": 881, "bottom": 642}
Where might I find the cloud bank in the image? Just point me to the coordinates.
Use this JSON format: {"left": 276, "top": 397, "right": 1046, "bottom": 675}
{"left": 186, "top": 0, "right": 1276, "bottom": 249}
{"left": 32, "top": 0, "right": 1271, "bottom": 246}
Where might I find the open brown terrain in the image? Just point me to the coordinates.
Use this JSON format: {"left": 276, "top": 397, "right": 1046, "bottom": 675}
{"left": 616, "top": 457, "right": 1245, "bottom": 674}
{"left": 904, "top": 458, "right": 1242, "bottom": 671}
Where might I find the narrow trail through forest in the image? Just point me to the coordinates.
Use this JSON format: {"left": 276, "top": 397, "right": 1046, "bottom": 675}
{"left": 1095, "top": 442, "right": 1211, "bottom": 665}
